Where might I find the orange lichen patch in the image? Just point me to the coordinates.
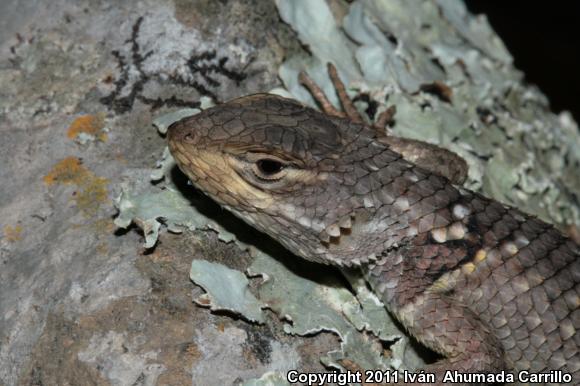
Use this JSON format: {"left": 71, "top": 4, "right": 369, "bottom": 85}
{"left": 74, "top": 175, "right": 109, "bottom": 216}
{"left": 43, "top": 157, "right": 85, "bottom": 186}
{"left": 67, "top": 113, "right": 107, "bottom": 142}
{"left": 44, "top": 157, "right": 110, "bottom": 217}
{"left": 3, "top": 225, "right": 23, "bottom": 242}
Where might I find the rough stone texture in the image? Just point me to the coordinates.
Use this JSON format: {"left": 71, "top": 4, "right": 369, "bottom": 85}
{"left": 1, "top": 0, "right": 578, "bottom": 385}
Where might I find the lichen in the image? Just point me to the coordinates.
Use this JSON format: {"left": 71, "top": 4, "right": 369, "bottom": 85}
{"left": 67, "top": 113, "right": 108, "bottom": 143}
{"left": 190, "top": 259, "right": 266, "bottom": 323}
{"left": 44, "top": 157, "right": 109, "bottom": 217}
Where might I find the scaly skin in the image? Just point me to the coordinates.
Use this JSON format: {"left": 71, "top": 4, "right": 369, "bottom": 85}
{"left": 167, "top": 93, "right": 579, "bottom": 385}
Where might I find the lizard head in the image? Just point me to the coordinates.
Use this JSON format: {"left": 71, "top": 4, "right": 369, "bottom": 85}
{"left": 168, "top": 94, "right": 404, "bottom": 266}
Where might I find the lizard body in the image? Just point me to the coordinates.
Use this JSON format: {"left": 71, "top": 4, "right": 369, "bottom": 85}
{"left": 167, "top": 81, "right": 579, "bottom": 384}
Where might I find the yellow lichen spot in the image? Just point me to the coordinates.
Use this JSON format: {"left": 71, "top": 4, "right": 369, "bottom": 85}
{"left": 3, "top": 225, "right": 23, "bottom": 242}
{"left": 44, "top": 157, "right": 109, "bottom": 217}
{"left": 67, "top": 113, "right": 107, "bottom": 142}
{"left": 462, "top": 262, "right": 476, "bottom": 274}
{"left": 74, "top": 175, "right": 109, "bottom": 215}
{"left": 43, "top": 157, "right": 85, "bottom": 186}
{"left": 474, "top": 249, "right": 487, "bottom": 263}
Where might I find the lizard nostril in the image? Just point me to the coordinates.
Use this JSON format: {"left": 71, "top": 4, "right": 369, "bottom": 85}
{"left": 167, "top": 119, "right": 199, "bottom": 145}
{"left": 180, "top": 129, "right": 199, "bottom": 143}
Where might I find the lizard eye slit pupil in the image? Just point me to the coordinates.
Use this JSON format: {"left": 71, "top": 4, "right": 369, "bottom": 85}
{"left": 256, "top": 159, "right": 285, "bottom": 175}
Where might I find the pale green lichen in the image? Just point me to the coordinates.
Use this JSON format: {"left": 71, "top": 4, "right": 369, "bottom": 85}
{"left": 190, "top": 259, "right": 266, "bottom": 323}
{"left": 152, "top": 108, "right": 200, "bottom": 135}
{"left": 114, "top": 186, "right": 234, "bottom": 248}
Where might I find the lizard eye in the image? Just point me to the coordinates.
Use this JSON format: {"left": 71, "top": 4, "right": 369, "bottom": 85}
{"left": 257, "top": 159, "right": 284, "bottom": 175}
{"left": 253, "top": 158, "right": 286, "bottom": 180}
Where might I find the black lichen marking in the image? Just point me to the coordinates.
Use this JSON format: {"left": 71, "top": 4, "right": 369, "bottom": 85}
{"left": 162, "top": 50, "right": 251, "bottom": 101}
{"left": 100, "top": 17, "right": 150, "bottom": 114}
{"left": 100, "top": 17, "right": 249, "bottom": 114}
{"left": 128, "top": 17, "right": 152, "bottom": 73}
{"left": 139, "top": 96, "right": 202, "bottom": 110}
{"left": 186, "top": 50, "right": 248, "bottom": 87}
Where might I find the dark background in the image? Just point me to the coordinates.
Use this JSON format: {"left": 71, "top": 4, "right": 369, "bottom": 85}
{"left": 466, "top": 2, "right": 580, "bottom": 123}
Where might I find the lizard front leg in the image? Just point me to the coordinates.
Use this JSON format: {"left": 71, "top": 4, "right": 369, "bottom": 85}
{"left": 391, "top": 292, "right": 506, "bottom": 385}
{"left": 363, "top": 245, "right": 508, "bottom": 386}
{"left": 341, "top": 295, "right": 505, "bottom": 386}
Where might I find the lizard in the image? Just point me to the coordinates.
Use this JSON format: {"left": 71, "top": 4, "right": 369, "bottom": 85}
{"left": 167, "top": 63, "right": 579, "bottom": 385}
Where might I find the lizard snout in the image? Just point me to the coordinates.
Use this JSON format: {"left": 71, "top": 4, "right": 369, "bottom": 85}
{"left": 167, "top": 118, "right": 200, "bottom": 147}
